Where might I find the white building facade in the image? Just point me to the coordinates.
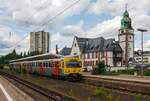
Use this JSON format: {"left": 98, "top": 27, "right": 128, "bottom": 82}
{"left": 70, "top": 9, "right": 134, "bottom": 69}
{"left": 70, "top": 36, "right": 123, "bottom": 68}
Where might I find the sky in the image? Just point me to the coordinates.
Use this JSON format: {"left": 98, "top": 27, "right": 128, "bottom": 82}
{"left": 0, "top": 0, "right": 150, "bottom": 55}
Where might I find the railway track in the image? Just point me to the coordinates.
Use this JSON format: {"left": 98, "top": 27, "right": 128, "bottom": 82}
{"left": 83, "top": 76, "right": 150, "bottom": 98}
{"left": 0, "top": 71, "right": 80, "bottom": 101}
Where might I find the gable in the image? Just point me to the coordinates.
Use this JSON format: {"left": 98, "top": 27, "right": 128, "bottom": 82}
{"left": 70, "top": 37, "right": 81, "bottom": 56}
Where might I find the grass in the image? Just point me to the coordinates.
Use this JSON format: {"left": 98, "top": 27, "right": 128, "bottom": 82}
{"left": 101, "top": 72, "right": 120, "bottom": 76}
{"left": 93, "top": 85, "right": 106, "bottom": 98}
{"left": 106, "top": 92, "right": 113, "bottom": 101}
{"left": 83, "top": 81, "right": 90, "bottom": 91}
{"left": 134, "top": 93, "right": 141, "bottom": 101}
{"left": 115, "top": 96, "right": 120, "bottom": 101}
{"left": 68, "top": 89, "right": 73, "bottom": 96}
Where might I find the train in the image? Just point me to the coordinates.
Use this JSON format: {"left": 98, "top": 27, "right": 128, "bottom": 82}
{"left": 9, "top": 57, "right": 83, "bottom": 81}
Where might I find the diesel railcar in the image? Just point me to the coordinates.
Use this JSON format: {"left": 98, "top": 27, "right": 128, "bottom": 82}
{"left": 10, "top": 57, "right": 83, "bottom": 81}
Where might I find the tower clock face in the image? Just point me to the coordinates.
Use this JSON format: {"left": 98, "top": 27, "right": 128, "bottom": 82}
{"left": 129, "top": 30, "right": 133, "bottom": 33}
{"left": 119, "top": 35, "right": 125, "bottom": 42}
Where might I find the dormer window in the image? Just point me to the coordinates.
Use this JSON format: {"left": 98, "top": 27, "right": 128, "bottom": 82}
{"left": 74, "top": 43, "right": 76, "bottom": 47}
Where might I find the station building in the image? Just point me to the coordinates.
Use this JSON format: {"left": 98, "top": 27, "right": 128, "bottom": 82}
{"left": 61, "top": 9, "right": 135, "bottom": 69}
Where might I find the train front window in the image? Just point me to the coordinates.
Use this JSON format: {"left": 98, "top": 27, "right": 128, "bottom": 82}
{"left": 66, "top": 62, "right": 82, "bottom": 68}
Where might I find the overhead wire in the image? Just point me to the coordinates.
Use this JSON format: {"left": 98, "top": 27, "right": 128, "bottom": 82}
{"left": 2, "top": 0, "right": 80, "bottom": 52}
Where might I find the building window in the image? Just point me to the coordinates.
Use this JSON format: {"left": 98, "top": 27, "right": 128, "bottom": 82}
{"left": 92, "top": 52, "right": 94, "bottom": 58}
{"left": 74, "top": 53, "right": 77, "bottom": 55}
{"left": 96, "top": 52, "right": 98, "bottom": 58}
{"left": 74, "top": 43, "right": 76, "bottom": 47}
{"left": 88, "top": 53, "right": 90, "bottom": 59}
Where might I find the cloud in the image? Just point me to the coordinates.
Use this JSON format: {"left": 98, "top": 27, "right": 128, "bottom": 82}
{"left": 85, "top": 16, "right": 121, "bottom": 39}
{"left": 0, "top": 25, "right": 29, "bottom": 55}
{"left": 60, "top": 20, "right": 84, "bottom": 36}
{"left": 0, "top": 0, "right": 90, "bottom": 30}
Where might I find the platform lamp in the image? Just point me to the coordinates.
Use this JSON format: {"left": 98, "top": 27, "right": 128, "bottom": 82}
{"left": 137, "top": 29, "right": 147, "bottom": 76}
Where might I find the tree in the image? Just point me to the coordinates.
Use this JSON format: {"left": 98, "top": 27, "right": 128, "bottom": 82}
{"left": 23, "top": 52, "right": 27, "bottom": 57}
{"left": 92, "top": 62, "right": 106, "bottom": 75}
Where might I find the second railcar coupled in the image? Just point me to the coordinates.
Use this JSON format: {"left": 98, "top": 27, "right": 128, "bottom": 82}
{"left": 10, "top": 57, "right": 83, "bottom": 81}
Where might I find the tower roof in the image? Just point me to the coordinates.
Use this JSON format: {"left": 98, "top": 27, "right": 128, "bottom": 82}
{"left": 120, "top": 9, "right": 132, "bottom": 29}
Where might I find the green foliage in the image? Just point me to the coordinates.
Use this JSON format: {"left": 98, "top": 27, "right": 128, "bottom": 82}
{"left": 0, "top": 49, "right": 43, "bottom": 66}
{"left": 68, "top": 89, "right": 73, "bottom": 96}
{"left": 115, "top": 96, "right": 120, "bottom": 101}
{"left": 134, "top": 94, "right": 141, "bottom": 101}
{"left": 93, "top": 85, "right": 106, "bottom": 98}
{"left": 102, "top": 72, "right": 120, "bottom": 76}
{"left": 0, "top": 64, "right": 4, "bottom": 69}
{"left": 106, "top": 92, "right": 113, "bottom": 101}
{"left": 22, "top": 69, "right": 26, "bottom": 73}
{"left": 92, "top": 62, "right": 106, "bottom": 75}
{"left": 83, "top": 68, "right": 88, "bottom": 72}
{"left": 30, "top": 51, "right": 43, "bottom": 56}
{"left": 16, "top": 69, "right": 21, "bottom": 75}
{"left": 87, "top": 97, "right": 91, "bottom": 101}
{"left": 120, "top": 69, "right": 137, "bottom": 75}
{"left": 143, "top": 70, "right": 150, "bottom": 76}
{"left": 84, "top": 81, "right": 89, "bottom": 91}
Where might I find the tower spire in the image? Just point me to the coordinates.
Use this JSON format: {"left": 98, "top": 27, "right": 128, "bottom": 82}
{"left": 125, "top": 3, "right": 128, "bottom": 11}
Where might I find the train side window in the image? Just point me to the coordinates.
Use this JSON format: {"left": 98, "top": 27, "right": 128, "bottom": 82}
{"left": 46, "top": 62, "right": 48, "bottom": 68}
{"left": 56, "top": 62, "right": 59, "bottom": 67}
{"left": 43, "top": 62, "right": 45, "bottom": 68}
{"left": 52, "top": 62, "right": 54, "bottom": 67}
{"left": 49, "top": 62, "right": 51, "bottom": 67}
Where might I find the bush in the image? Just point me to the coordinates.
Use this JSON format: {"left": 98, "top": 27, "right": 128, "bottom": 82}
{"left": 134, "top": 94, "right": 141, "bottom": 101}
{"left": 16, "top": 69, "right": 21, "bottom": 74}
{"left": 92, "top": 62, "right": 106, "bottom": 75}
{"left": 22, "top": 69, "right": 27, "bottom": 74}
{"left": 120, "top": 69, "right": 137, "bottom": 75}
{"left": 143, "top": 70, "right": 150, "bottom": 76}
{"left": 0, "top": 64, "right": 4, "bottom": 69}
{"left": 83, "top": 68, "right": 88, "bottom": 72}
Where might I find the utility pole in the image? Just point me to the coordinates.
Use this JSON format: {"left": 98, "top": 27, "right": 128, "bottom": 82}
{"left": 137, "top": 29, "right": 147, "bottom": 76}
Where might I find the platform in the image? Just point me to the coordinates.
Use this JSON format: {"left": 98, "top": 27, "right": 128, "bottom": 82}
{"left": 83, "top": 72, "right": 150, "bottom": 84}
{"left": 0, "top": 89, "right": 8, "bottom": 101}
{"left": 0, "top": 76, "right": 35, "bottom": 101}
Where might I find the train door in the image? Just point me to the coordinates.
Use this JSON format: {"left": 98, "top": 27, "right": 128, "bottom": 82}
{"left": 54, "top": 61, "right": 59, "bottom": 76}
{"left": 43, "top": 62, "right": 47, "bottom": 75}
{"left": 46, "top": 62, "right": 49, "bottom": 75}
{"left": 29, "top": 63, "right": 32, "bottom": 73}
{"left": 40, "top": 62, "right": 43, "bottom": 74}
{"left": 49, "top": 61, "right": 55, "bottom": 76}
{"left": 49, "top": 62, "right": 52, "bottom": 76}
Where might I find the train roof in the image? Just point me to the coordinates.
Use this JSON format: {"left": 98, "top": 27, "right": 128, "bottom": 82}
{"left": 10, "top": 53, "right": 63, "bottom": 63}
{"left": 9, "top": 54, "right": 79, "bottom": 64}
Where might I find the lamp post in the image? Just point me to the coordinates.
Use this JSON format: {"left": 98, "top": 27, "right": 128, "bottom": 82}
{"left": 137, "top": 29, "right": 147, "bottom": 76}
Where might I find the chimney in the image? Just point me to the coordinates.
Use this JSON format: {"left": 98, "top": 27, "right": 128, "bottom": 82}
{"left": 56, "top": 44, "right": 58, "bottom": 54}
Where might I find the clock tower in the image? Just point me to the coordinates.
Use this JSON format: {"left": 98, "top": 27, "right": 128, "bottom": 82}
{"left": 118, "top": 9, "right": 134, "bottom": 66}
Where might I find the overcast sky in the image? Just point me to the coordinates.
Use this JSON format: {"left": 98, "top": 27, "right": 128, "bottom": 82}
{"left": 0, "top": 0, "right": 150, "bottom": 55}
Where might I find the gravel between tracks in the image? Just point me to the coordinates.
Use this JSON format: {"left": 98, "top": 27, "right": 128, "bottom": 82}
{"left": 15, "top": 73, "right": 148, "bottom": 101}
{"left": 1, "top": 70, "right": 149, "bottom": 101}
